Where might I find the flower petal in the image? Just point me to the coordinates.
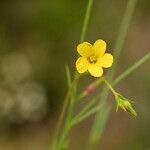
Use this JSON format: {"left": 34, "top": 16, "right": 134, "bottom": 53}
{"left": 88, "top": 64, "right": 103, "bottom": 77}
{"left": 76, "top": 57, "right": 89, "bottom": 73}
{"left": 93, "top": 39, "right": 106, "bottom": 57}
{"left": 97, "top": 53, "right": 113, "bottom": 68}
{"left": 77, "top": 42, "right": 92, "bottom": 57}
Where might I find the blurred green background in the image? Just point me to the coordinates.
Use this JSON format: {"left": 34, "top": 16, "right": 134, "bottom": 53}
{"left": 0, "top": 0, "right": 149, "bottom": 149}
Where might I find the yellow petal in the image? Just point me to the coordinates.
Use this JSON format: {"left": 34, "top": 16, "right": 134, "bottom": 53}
{"left": 76, "top": 57, "right": 89, "bottom": 73}
{"left": 88, "top": 64, "right": 103, "bottom": 77}
{"left": 93, "top": 39, "right": 106, "bottom": 57}
{"left": 77, "top": 42, "right": 92, "bottom": 57}
{"left": 97, "top": 53, "right": 113, "bottom": 68}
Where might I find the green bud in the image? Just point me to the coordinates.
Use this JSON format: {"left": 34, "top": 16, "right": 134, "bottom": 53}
{"left": 115, "top": 93, "right": 137, "bottom": 117}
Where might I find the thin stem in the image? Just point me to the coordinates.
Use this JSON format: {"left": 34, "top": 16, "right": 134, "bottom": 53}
{"left": 113, "top": 52, "right": 150, "bottom": 85}
{"left": 76, "top": 91, "right": 87, "bottom": 101}
{"left": 53, "top": 0, "right": 94, "bottom": 149}
{"left": 73, "top": 97, "right": 99, "bottom": 123}
{"left": 109, "top": 0, "right": 138, "bottom": 80}
{"left": 102, "top": 77, "right": 116, "bottom": 95}
{"left": 57, "top": 87, "right": 76, "bottom": 150}
{"left": 71, "top": 103, "right": 103, "bottom": 126}
{"left": 52, "top": 77, "right": 79, "bottom": 150}
{"left": 65, "top": 65, "right": 72, "bottom": 88}
{"left": 80, "top": 0, "right": 94, "bottom": 42}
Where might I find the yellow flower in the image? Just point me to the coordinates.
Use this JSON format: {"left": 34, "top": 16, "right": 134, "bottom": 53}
{"left": 76, "top": 39, "right": 113, "bottom": 77}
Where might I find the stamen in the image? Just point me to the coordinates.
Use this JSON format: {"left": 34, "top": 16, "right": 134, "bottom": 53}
{"left": 89, "top": 55, "right": 97, "bottom": 63}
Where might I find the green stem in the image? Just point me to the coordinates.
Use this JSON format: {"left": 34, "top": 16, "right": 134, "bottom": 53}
{"left": 102, "top": 77, "right": 116, "bottom": 95}
{"left": 110, "top": 0, "right": 138, "bottom": 79}
{"left": 113, "top": 52, "right": 150, "bottom": 85}
{"left": 52, "top": 77, "right": 79, "bottom": 150}
{"left": 57, "top": 85, "right": 76, "bottom": 150}
{"left": 54, "top": 0, "right": 94, "bottom": 149}
{"left": 56, "top": 66, "right": 75, "bottom": 149}
{"left": 71, "top": 103, "right": 104, "bottom": 126}
{"left": 65, "top": 65, "right": 72, "bottom": 88}
{"left": 74, "top": 97, "right": 98, "bottom": 120}
{"left": 80, "top": 0, "right": 94, "bottom": 42}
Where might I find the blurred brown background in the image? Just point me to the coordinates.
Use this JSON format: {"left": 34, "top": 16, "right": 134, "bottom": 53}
{"left": 0, "top": 0, "right": 149, "bottom": 149}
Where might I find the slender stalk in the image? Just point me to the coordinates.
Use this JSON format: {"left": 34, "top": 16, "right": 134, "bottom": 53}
{"left": 102, "top": 77, "right": 116, "bottom": 95}
{"left": 88, "top": 0, "right": 138, "bottom": 148}
{"left": 109, "top": 0, "right": 138, "bottom": 79}
{"left": 71, "top": 103, "right": 104, "bottom": 126}
{"left": 113, "top": 52, "right": 150, "bottom": 85}
{"left": 80, "top": 0, "right": 94, "bottom": 42}
{"left": 57, "top": 85, "right": 76, "bottom": 150}
{"left": 53, "top": 0, "right": 94, "bottom": 149}
{"left": 52, "top": 77, "right": 79, "bottom": 150}
{"left": 65, "top": 65, "right": 72, "bottom": 88}
{"left": 75, "top": 97, "right": 98, "bottom": 120}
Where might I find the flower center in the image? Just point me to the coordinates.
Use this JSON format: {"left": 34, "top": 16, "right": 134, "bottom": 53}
{"left": 89, "top": 55, "right": 97, "bottom": 63}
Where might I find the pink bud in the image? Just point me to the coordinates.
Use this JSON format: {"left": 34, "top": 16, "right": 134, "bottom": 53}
{"left": 86, "top": 84, "right": 95, "bottom": 95}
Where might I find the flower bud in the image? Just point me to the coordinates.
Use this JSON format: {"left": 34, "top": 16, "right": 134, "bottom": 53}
{"left": 85, "top": 84, "right": 95, "bottom": 95}
{"left": 115, "top": 93, "right": 137, "bottom": 117}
